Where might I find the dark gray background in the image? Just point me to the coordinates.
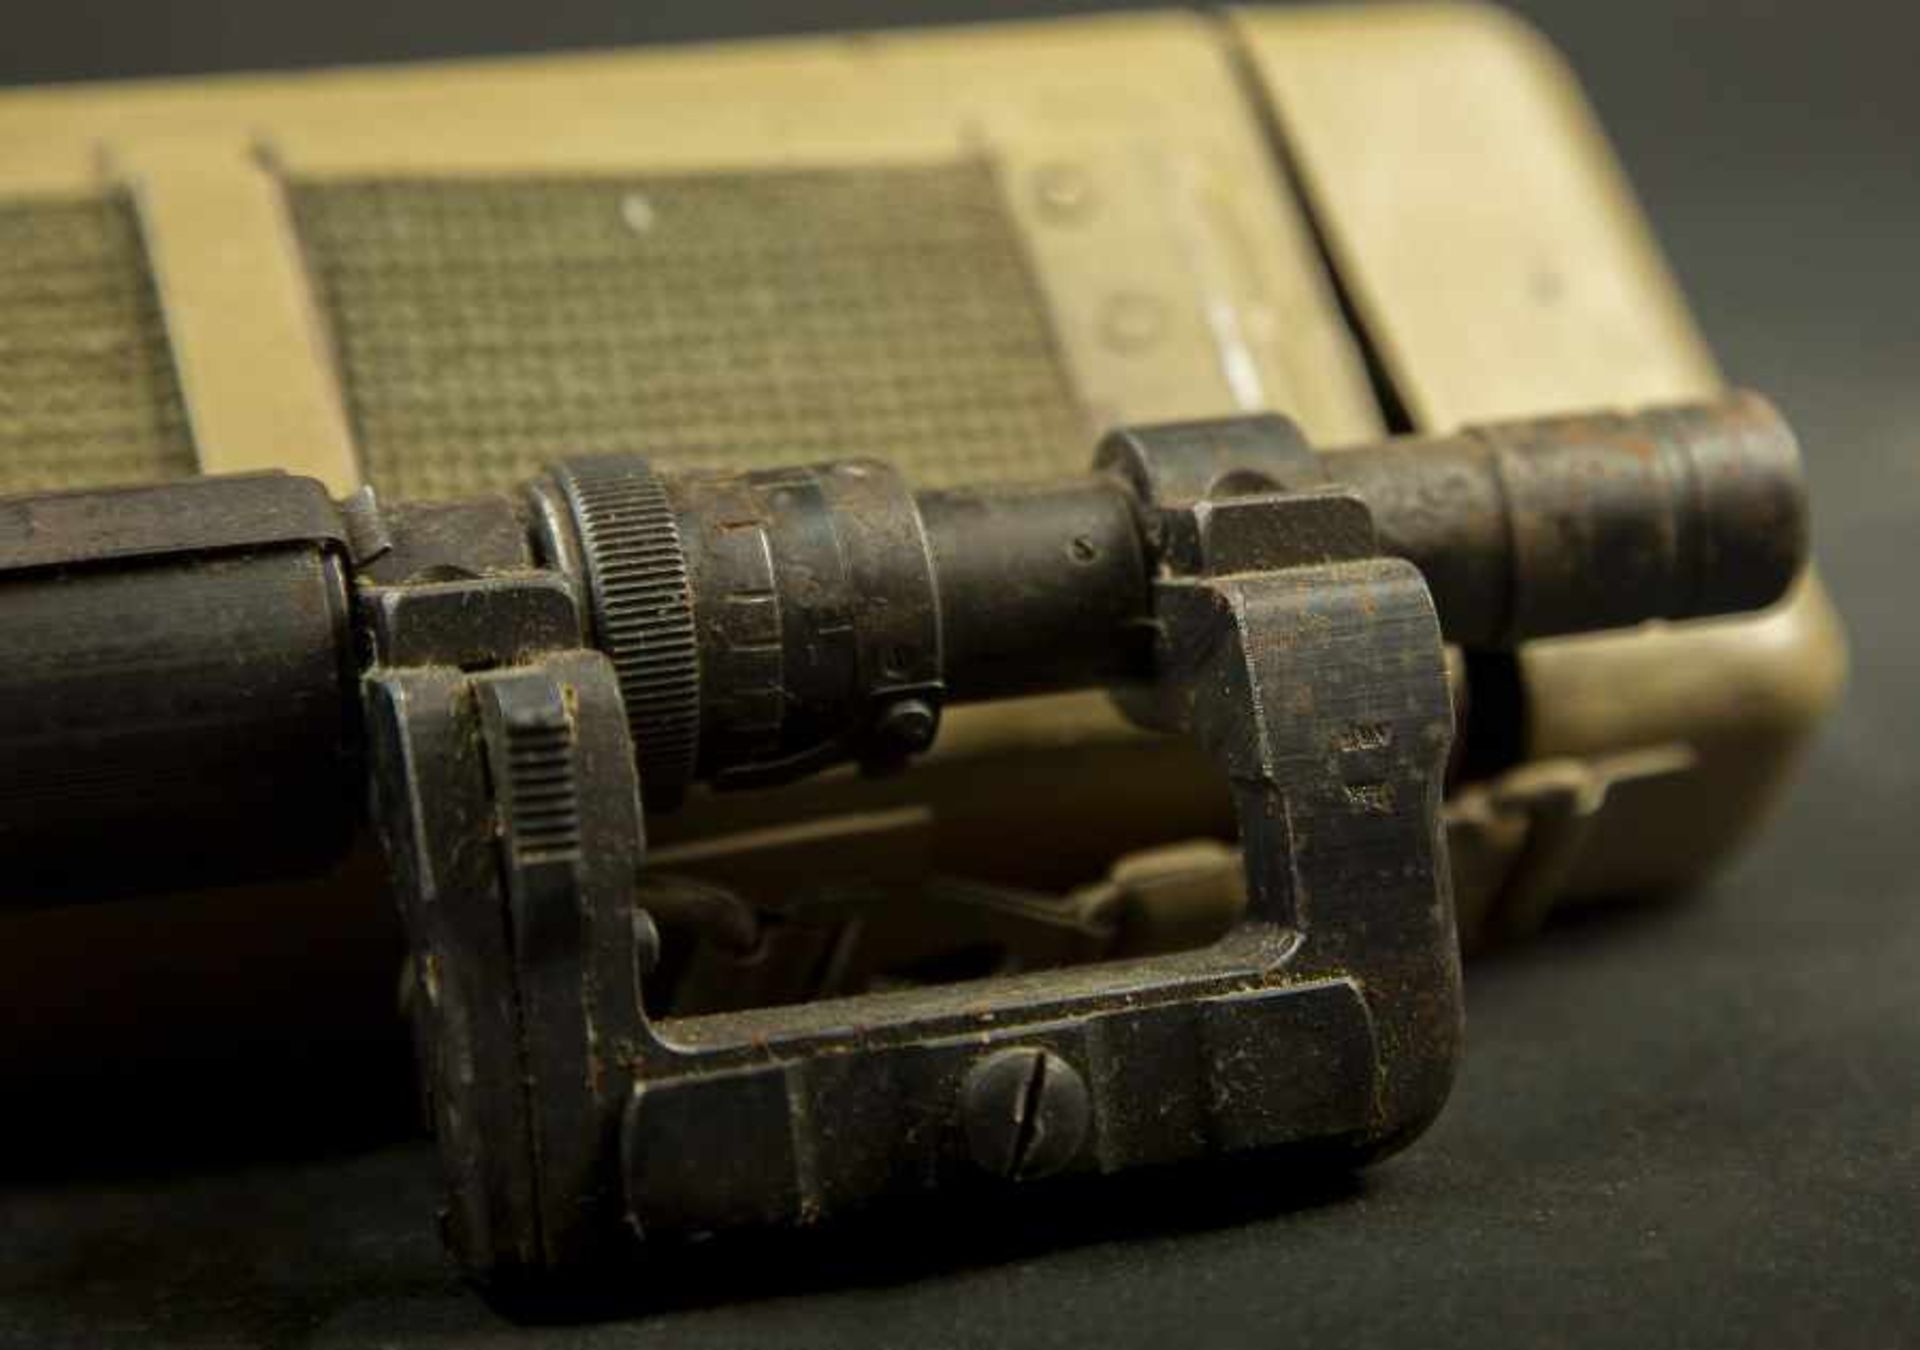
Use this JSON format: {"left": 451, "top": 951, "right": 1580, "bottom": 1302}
{"left": 3, "top": 2, "right": 1915, "bottom": 1346}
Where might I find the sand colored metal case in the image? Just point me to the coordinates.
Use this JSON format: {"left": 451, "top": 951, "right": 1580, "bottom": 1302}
{"left": 0, "top": 6, "right": 1842, "bottom": 1068}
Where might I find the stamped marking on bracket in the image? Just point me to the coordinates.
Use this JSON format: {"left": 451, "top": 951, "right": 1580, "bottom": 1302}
{"left": 1336, "top": 720, "right": 1393, "bottom": 752}
{"left": 1342, "top": 781, "right": 1396, "bottom": 815}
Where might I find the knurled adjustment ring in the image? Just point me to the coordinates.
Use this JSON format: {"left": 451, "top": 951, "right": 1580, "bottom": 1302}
{"left": 549, "top": 456, "right": 700, "bottom": 811}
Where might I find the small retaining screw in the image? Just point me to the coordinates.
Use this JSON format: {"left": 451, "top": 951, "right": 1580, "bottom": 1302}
{"left": 961, "top": 1047, "right": 1090, "bottom": 1180}
{"left": 875, "top": 697, "right": 938, "bottom": 754}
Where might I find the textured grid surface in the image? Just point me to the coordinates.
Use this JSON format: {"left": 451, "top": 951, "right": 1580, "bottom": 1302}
{"left": 291, "top": 164, "right": 1088, "bottom": 499}
{"left": 0, "top": 195, "right": 193, "bottom": 491}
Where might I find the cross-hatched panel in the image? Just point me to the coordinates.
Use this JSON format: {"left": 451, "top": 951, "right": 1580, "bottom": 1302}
{"left": 291, "top": 164, "right": 1088, "bottom": 499}
{"left": 0, "top": 196, "right": 193, "bottom": 491}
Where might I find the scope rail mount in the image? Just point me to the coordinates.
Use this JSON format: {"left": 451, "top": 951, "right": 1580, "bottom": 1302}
{"left": 0, "top": 394, "right": 1805, "bottom": 1284}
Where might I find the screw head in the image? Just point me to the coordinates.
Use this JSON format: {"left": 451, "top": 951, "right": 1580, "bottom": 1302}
{"left": 961, "top": 1047, "right": 1090, "bottom": 1181}
{"left": 875, "top": 697, "right": 937, "bottom": 754}
{"left": 1032, "top": 161, "right": 1096, "bottom": 223}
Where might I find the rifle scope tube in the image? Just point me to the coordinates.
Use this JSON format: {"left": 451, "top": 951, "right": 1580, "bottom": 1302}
{"left": 0, "top": 393, "right": 1806, "bottom": 901}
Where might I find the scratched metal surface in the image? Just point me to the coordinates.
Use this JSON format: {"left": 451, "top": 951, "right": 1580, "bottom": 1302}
{"left": 0, "top": 2, "right": 1915, "bottom": 1346}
